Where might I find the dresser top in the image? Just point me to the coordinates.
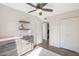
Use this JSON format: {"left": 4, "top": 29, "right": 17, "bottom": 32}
{"left": 0, "top": 36, "right": 22, "bottom": 42}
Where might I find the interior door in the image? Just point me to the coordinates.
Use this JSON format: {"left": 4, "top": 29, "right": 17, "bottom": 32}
{"left": 42, "top": 23, "right": 47, "bottom": 40}
{"left": 61, "top": 17, "right": 79, "bottom": 52}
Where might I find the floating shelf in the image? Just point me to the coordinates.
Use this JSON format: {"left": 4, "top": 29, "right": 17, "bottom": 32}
{"left": 19, "top": 28, "right": 30, "bottom": 30}
{"left": 19, "top": 20, "right": 30, "bottom": 31}
{"left": 19, "top": 21, "right": 30, "bottom": 23}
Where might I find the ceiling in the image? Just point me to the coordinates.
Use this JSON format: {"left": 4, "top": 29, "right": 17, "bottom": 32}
{"left": 2, "top": 3, "right": 79, "bottom": 19}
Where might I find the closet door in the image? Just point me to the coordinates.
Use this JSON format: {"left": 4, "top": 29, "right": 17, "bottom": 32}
{"left": 61, "top": 17, "right": 79, "bottom": 52}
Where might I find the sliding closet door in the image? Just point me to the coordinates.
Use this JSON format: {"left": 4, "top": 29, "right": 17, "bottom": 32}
{"left": 61, "top": 17, "right": 79, "bottom": 52}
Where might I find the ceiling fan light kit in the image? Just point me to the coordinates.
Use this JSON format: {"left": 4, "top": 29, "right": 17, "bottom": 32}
{"left": 36, "top": 9, "right": 42, "bottom": 15}
{"left": 27, "top": 3, "right": 53, "bottom": 16}
{"left": 39, "top": 12, "right": 42, "bottom": 15}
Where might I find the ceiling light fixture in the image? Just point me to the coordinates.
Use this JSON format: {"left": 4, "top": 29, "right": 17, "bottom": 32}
{"left": 36, "top": 9, "right": 42, "bottom": 15}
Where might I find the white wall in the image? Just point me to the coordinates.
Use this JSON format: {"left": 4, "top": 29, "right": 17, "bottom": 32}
{"left": 0, "top": 4, "right": 42, "bottom": 45}
{"left": 48, "top": 9, "right": 79, "bottom": 53}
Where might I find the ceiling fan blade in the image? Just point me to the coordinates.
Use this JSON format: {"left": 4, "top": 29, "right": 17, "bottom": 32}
{"left": 37, "top": 3, "right": 41, "bottom": 7}
{"left": 40, "top": 3, "right": 48, "bottom": 8}
{"left": 42, "top": 8, "right": 53, "bottom": 12}
{"left": 27, "top": 3, "right": 36, "bottom": 8}
{"left": 28, "top": 10, "right": 36, "bottom": 13}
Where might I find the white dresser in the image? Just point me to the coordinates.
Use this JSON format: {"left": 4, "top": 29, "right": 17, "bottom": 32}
{"left": 16, "top": 36, "right": 34, "bottom": 56}
{"left": 0, "top": 36, "right": 34, "bottom": 56}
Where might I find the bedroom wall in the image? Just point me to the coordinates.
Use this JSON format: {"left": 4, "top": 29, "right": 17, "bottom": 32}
{"left": 47, "top": 9, "right": 79, "bottom": 53}
{"left": 0, "top": 4, "right": 42, "bottom": 45}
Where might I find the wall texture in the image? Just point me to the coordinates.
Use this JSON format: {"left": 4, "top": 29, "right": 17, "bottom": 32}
{"left": 0, "top": 4, "right": 42, "bottom": 45}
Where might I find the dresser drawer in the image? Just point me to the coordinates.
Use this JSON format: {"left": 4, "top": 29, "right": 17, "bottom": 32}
{"left": 17, "top": 43, "right": 33, "bottom": 55}
{"left": 0, "top": 40, "right": 17, "bottom": 56}
{"left": 0, "top": 49, "right": 18, "bottom": 56}
{"left": 21, "top": 44, "right": 33, "bottom": 55}
{"left": 0, "top": 40, "right": 15, "bottom": 46}
{"left": 0, "top": 42, "right": 16, "bottom": 53}
{"left": 15, "top": 38, "right": 34, "bottom": 55}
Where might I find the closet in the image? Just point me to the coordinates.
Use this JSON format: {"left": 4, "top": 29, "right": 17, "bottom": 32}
{"left": 61, "top": 16, "right": 79, "bottom": 53}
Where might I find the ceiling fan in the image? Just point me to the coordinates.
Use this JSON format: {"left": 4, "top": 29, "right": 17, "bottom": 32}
{"left": 27, "top": 3, "right": 53, "bottom": 15}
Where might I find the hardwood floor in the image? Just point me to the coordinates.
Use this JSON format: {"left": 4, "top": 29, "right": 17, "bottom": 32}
{"left": 38, "top": 42, "right": 79, "bottom": 56}
{"left": 23, "top": 39, "right": 79, "bottom": 56}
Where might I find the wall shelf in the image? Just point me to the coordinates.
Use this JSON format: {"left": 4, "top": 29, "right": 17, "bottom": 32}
{"left": 19, "top": 21, "right": 30, "bottom": 23}
{"left": 19, "top": 28, "right": 30, "bottom": 30}
{"left": 18, "top": 20, "right": 30, "bottom": 31}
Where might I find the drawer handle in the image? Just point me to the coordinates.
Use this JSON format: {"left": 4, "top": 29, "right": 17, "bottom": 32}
{"left": 7, "top": 42, "right": 15, "bottom": 45}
